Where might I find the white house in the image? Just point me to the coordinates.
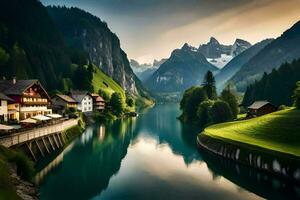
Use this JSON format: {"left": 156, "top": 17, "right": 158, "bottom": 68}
{"left": 0, "top": 92, "right": 13, "bottom": 122}
{"left": 70, "top": 91, "right": 93, "bottom": 113}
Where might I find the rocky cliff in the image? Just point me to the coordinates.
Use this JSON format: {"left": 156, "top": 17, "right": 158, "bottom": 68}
{"left": 47, "top": 6, "right": 147, "bottom": 96}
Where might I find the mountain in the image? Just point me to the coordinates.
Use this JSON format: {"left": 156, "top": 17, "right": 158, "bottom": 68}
{"left": 130, "top": 59, "right": 152, "bottom": 73}
{"left": 215, "top": 39, "right": 273, "bottom": 91}
{"left": 231, "top": 39, "right": 252, "bottom": 56}
{"left": 47, "top": 6, "right": 148, "bottom": 96}
{"left": 198, "top": 37, "right": 251, "bottom": 68}
{"left": 0, "top": 0, "right": 73, "bottom": 90}
{"left": 130, "top": 58, "right": 166, "bottom": 82}
{"left": 242, "top": 59, "right": 300, "bottom": 107}
{"left": 230, "top": 21, "right": 300, "bottom": 92}
{"left": 198, "top": 37, "right": 232, "bottom": 59}
{"left": 146, "top": 43, "right": 218, "bottom": 93}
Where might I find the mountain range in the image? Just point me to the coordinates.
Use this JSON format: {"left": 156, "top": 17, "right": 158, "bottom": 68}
{"left": 145, "top": 43, "right": 218, "bottom": 93}
{"left": 199, "top": 37, "right": 251, "bottom": 68}
{"left": 130, "top": 58, "right": 167, "bottom": 81}
{"left": 229, "top": 20, "right": 300, "bottom": 92}
{"left": 145, "top": 38, "right": 251, "bottom": 93}
{"left": 215, "top": 38, "right": 274, "bottom": 92}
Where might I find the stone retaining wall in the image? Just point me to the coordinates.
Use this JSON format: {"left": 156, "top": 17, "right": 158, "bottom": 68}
{"left": 197, "top": 133, "right": 300, "bottom": 183}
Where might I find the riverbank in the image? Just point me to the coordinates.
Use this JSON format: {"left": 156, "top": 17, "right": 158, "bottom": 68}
{"left": 0, "top": 146, "right": 38, "bottom": 200}
{"left": 0, "top": 114, "right": 86, "bottom": 200}
{"left": 197, "top": 108, "right": 300, "bottom": 183}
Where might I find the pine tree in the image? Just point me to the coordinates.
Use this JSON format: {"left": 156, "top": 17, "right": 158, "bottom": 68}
{"left": 293, "top": 81, "right": 300, "bottom": 109}
{"left": 220, "top": 85, "right": 239, "bottom": 119}
{"left": 202, "top": 70, "right": 217, "bottom": 100}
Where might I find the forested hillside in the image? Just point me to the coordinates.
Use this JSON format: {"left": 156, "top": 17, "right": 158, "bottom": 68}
{"left": 216, "top": 39, "right": 273, "bottom": 91}
{"left": 0, "top": 0, "right": 74, "bottom": 90}
{"left": 47, "top": 6, "right": 149, "bottom": 97}
{"left": 230, "top": 20, "right": 300, "bottom": 92}
{"left": 242, "top": 59, "right": 300, "bottom": 106}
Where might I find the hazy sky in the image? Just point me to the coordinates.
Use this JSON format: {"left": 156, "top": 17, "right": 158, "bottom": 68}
{"left": 41, "top": 0, "right": 300, "bottom": 63}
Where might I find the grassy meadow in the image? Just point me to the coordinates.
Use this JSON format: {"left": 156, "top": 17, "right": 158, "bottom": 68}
{"left": 204, "top": 108, "right": 300, "bottom": 157}
{"left": 92, "top": 67, "right": 126, "bottom": 98}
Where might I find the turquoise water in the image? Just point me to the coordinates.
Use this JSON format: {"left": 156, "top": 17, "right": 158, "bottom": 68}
{"left": 38, "top": 104, "right": 300, "bottom": 200}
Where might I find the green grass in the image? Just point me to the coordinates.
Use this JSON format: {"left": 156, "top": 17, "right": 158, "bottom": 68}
{"left": 0, "top": 146, "right": 35, "bottom": 200}
{"left": 92, "top": 66, "right": 154, "bottom": 110}
{"left": 237, "top": 113, "right": 246, "bottom": 119}
{"left": 204, "top": 108, "right": 300, "bottom": 157}
{"left": 92, "top": 67, "right": 125, "bottom": 98}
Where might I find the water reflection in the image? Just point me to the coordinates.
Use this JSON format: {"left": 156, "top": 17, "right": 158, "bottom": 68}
{"left": 201, "top": 149, "right": 300, "bottom": 199}
{"left": 38, "top": 104, "right": 299, "bottom": 200}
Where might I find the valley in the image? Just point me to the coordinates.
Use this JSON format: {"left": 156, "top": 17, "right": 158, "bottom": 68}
{"left": 1, "top": 0, "right": 300, "bottom": 199}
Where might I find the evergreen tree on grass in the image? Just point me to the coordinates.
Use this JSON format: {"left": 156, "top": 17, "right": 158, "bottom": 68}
{"left": 202, "top": 70, "right": 217, "bottom": 100}
{"left": 220, "top": 85, "right": 239, "bottom": 119}
{"left": 197, "top": 100, "right": 214, "bottom": 127}
{"left": 293, "top": 81, "right": 300, "bottom": 109}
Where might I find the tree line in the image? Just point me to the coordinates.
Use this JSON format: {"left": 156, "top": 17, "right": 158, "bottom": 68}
{"left": 242, "top": 59, "right": 300, "bottom": 107}
{"left": 179, "top": 71, "right": 238, "bottom": 127}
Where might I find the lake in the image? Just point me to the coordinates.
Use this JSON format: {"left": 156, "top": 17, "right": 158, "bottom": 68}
{"left": 37, "top": 104, "right": 300, "bottom": 200}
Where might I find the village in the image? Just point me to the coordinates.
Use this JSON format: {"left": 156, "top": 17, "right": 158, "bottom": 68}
{"left": 0, "top": 78, "right": 105, "bottom": 132}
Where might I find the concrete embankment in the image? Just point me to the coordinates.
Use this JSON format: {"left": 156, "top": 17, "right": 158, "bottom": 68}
{"left": 197, "top": 133, "right": 300, "bottom": 183}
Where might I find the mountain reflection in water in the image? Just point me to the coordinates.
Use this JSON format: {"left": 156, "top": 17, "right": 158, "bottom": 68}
{"left": 38, "top": 104, "right": 300, "bottom": 200}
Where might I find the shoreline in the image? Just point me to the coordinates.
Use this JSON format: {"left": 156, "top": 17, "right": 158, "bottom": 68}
{"left": 197, "top": 133, "right": 300, "bottom": 184}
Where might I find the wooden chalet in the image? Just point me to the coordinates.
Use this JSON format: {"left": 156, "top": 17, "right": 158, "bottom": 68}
{"left": 247, "top": 101, "right": 277, "bottom": 117}
{"left": 0, "top": 79, "right": 52, "bottom": 120}
{"left": 51, "top": 94, "right": 77, "bottom": 113}
{"left": 90, "top": 93, "right": 105, "bottom": 111}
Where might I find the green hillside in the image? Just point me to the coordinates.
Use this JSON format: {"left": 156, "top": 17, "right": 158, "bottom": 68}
{"left": 92, "top": 67, "right": 125, "bottom": 98}
{"left": 203, "top": 108, "right": 300, "bottom": 157}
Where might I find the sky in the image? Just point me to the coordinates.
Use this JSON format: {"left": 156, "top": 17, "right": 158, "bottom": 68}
{"left": 41, "top": 0, "right": 300, "bottom": 64}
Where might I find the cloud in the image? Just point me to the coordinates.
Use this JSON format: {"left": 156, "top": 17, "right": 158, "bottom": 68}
{"left": 41, "top": 0, "right": 300, "bottom": 63}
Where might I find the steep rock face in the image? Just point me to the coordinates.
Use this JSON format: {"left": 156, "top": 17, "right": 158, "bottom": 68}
{"left": 230, "top": 20, "right": 300, "bottom": 92}
{"left": 231, "top": 39, "right": 252, "bottom": 56}
{"left": 47, "top": 6, "right": 144, "bottom": 95}
{"left": 216, "top": 39, "right": 273, "bottom": 91}
{"left": 198, "top": 37, "right": 232, "bottom": 59}
{"left": 198, "top": 37, "right": 251, "bottom": 68}
{"left": 146, "top": 43, "right": 218, "bottom": 93}
{"left": 130, "top": 58, "right": 166, "bottom": 82}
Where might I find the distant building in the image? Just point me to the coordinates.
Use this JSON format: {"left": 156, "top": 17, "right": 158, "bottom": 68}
{"left": 90, "top": 93, "right": 105, "bottom": 111}
{"left": 247, "top": 101, "right": 277, "bottom": 117}
{"left": 69, "top": 90, "right": 93, "bottom": 113}
{"left": 0, "top": 79, "right": 52, "bottom": 120}
{"left": 51, "top": 94, "right": 77, "bottom": 113}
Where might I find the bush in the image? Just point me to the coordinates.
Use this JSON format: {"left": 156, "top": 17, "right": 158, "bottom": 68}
{"left": 210, "top": 100, "right": 233, "bottom": 123}
{"left": 0, "top": 146, "right": 34, "bottom": 181}
{"left": 278, "top": 105, "right": 288, "bottom": 110}
{"left": 293, "top": 81, "right": 300, "bottom": 109}
{"left": 110, "top": 92, "right": 125, "bottom": 117}
{"left": 220, "top": 86, "right": 239, "bottom": 119}
{"left": 10, "top": 152, "right": 34, "bottom": 180}
{"left": 98, "top": 89, "right": 110, "bottom": 102}
{"left": 126, "top": 96, "right": 135, "bottom": 107}
{"left": 197, "top": 100, "right": 214, "bottom": 127}
{"left": 179, "top": 87, "right": 207, "bottom": 122}
{"left": 68, "top": 113, "right": 77, "bottom": 119}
